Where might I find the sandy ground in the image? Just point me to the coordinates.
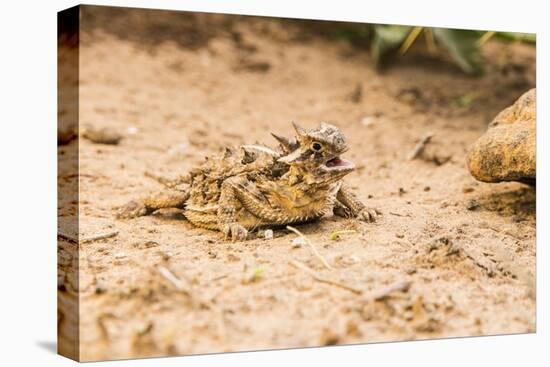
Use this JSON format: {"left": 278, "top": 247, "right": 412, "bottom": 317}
{"left": 58, "top": 8, "right": 536, "bottom": 361}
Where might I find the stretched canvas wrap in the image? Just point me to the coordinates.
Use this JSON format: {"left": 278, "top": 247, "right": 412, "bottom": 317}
{"left": 58, "top": 4, "right": 536, "bottom": 362}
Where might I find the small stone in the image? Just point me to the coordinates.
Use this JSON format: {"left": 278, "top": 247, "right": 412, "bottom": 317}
{"left": 95, "top": 282, "right": 108, "bottom": 294}
{"left": 57, "top": 274, "right": 66, "bottom": 291}
{"left": 466, "top": 200, "right": 480, "bottom": 211}
{"left": 291, "top": 237, "right": 306, "bottom": 248}
{"left": 423, "top": 186, "right": 431, "bottom": 192}
{"left": 264, "top": 229, "right": 274, "bottom": 240}
{"left": 319, "top": 327, "right": 339, "bottom": 346}
{"left": 227, "top": 253, "right": 240, "bottom": 262}
{"left": 58, "top": 124, "right": 77, "bottom": 145}
{"left": 83, "top": 126, "right": 123, "bottom": 145}
{"left": 360, "top": 116, "right": 375, "bottom": 126}
{"left": 127, "top": 126, "right": 139, "bottom": 135}
{"left": 160, "top": 251, "right": 173, "bottom": 261}
{"left": 462, "top": 186, "right": 475, "bottom": 193}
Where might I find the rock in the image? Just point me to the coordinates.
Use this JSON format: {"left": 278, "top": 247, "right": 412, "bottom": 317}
{"left": 58, "top": 124, "right": 77, "bottom": 145}
{"left": 467, "top": 89, "right": 536, "bottom": 185}
{"left": 291, "top": 237, "right": 306, "bottom": 248}
{"left": 82, "top": 126, "right": 123, "bottom": 145}
{"left": 466, "top": 199, "right": 480, "bottom": 211}
{"left": 264, "top": 229, "right": 274, "bottom": 240}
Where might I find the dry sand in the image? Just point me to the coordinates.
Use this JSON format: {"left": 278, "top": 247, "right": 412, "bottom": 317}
{"left": 58, "top": 8, "right": 536, "bottom": 361}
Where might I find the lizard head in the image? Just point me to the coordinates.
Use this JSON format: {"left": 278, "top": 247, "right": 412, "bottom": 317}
{"left": 274, "top": 122, "right": 355, "bottom": 185}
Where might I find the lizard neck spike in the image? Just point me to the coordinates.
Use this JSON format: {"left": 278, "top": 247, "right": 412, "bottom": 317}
{"left": 271, "top": 132, "right": 292, "bottom": 152}
{"left": 291, "top": 121, "right": 307, "bottom": 137}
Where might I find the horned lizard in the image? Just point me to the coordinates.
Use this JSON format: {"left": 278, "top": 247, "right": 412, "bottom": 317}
{"left": 118, "top": 122, "right": 379, "bottom": 241}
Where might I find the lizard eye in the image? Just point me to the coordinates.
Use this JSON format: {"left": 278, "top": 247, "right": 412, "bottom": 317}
{"left": 311, "top": 142, "right": 323, "bottom": 151}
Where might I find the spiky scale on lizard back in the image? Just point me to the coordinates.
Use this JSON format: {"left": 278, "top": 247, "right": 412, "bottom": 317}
{"left": 117, "top": 122, "right": 380, "bottom": 241}
{"left": 186, "top": 145, "right": 285, "bottom": 207}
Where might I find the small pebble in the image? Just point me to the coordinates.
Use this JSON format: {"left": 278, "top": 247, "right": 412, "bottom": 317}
{"left": 466, "top": 200, "right": 480, "bottom": 211}
{"left": 127, "top": 126, "right": 139, "bottom": 135}
{"left": 360, "top": 116, "right": 375, "bottom": 127}
{"left": 57, "top": 275, "right": 66, "bottom": 291}
{"left": 319, "top": 327, "right": 339, "bottom": 346}
{"left": 83, "top": 126, "right": 122, "bottom": 145}
{"left": 95, "top": 283, "right": 107, "bottom": 295}
{"left": 291, "top": 237, "right": 306, "bottom": 248}
{"left": 58, "top": 125, "right": 77, "bottom": 145}
{"left": 227, "top": 253, "right": 240, "bottom": 262}
{"left": 264, "top": 229, "right": 274, "bottom": 240}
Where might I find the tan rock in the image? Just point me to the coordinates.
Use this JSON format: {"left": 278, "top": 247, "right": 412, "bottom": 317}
{"left": 467, "top": 89, "right": 536, "bottom": 185}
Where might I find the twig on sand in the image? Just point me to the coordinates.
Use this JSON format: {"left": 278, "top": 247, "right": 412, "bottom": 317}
{"left": 289, "top": 260, "right": 362, "bottom": 295}
{"left": 58, "top": 230, "right": 119, "bottom": 243}
{"left": 367, "top": 280, "right": 412, "bottom": 301}
{"left": 389, "top": 211, "right": 412, "bottom": 217}
{"left": 408, "top": 132, "right": 434, "bottom": 160}
{"left": 158, "top": 266, "right": 193, "bottom": 296}
{"left": 81, "top": 230, "right": 119, "bottom": 243}
{"left": 58, "top": 230, "right": 78, "bottom": 243}
{"left": 286, "top": 226, "right": 332, "bottom": 270}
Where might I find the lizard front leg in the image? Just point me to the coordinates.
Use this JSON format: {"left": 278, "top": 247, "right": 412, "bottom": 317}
{"left": 117, "top": 190, "right": 189, "bottom": 219}
{"left": 218, "top": 179, "right": 248, "bottom": 241}
{"left": 336, "top": 185, "right": 380, "bottom": 223}
{"left": 333, "top": 199, "right": 353, "bottom": 218}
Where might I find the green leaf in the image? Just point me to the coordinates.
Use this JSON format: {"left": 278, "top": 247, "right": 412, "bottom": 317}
{"left": 432, "top": 28, "right": 484, "bottom": 75}
{"left": 496, "top": 32, "right": 536, "bottom": 44}
{"left": 371, "top": 25, "right": 412, "bottom": 66}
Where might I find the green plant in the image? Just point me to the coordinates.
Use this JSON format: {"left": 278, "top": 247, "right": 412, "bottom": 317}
{"left": 367, "top": 26, "right": 535, "bottom": 75}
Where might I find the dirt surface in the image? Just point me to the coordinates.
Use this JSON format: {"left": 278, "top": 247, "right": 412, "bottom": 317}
{"left": 58, "top": 8, "right": 536, "bottom": 361}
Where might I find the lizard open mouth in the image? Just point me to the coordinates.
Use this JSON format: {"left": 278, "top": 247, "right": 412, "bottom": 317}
{"left": 323, "top": 156, "right": 355, "bottom": 171}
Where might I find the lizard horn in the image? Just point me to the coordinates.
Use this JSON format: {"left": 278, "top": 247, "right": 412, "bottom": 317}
{"left": 291, "top": 121, "right": 306, "bottom": 137}
{"left": 271, "top": 132, "right": 292, "bottom": 150}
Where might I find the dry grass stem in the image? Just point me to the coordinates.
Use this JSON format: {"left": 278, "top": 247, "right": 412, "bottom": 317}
{"left": 407, "top": 132, "right": 434, "bottom": 160}
{"left": 289, "top": 260, "right": 362, "bottom": 295}
{"left": 287, "top": 225, "right": 332, "bottom": 270}
{"left": 81, "top": 231, "right": 119, "bottom": 243}
{"left": 368, "top": 280, "right": 412, "bottom": 301}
